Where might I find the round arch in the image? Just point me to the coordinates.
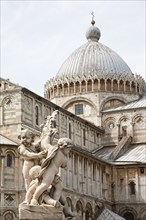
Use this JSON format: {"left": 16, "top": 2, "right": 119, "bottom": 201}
{"left": 76, "top": 200, "right": 84, "bottom": 220}
{"left": 4, "top": 149, "right": 18, "bottom": 157}
{"left": 1, "top": 95, "right": 16, "bottom": 107}
{"left": 66, "top": 196, "right": 74, "bottom": 212}
{"left": 85, "top": 202, "right": 93, "bottom": 220}
{"left": 119, "top": 207, "right": 138, "bottom": 220}
{"left": 139, "top": 207, "right": 146, "bottom": 220}
{"left": 100, "top": 96, "right": 127, "bottom": 111}
{"left": 118, "top": 115, "right": 131, "bottom": 124}
{"left": 123, "top": 212, "right": 134, "bottom": 220}
{"left": 103, "top": 117, "right": 116, "bottom": 127}
{"left": 62, "top": 96, "right": 97, "bottom": 112}
{"left": 132, "top": 114, "right": 144, "bottom": 124}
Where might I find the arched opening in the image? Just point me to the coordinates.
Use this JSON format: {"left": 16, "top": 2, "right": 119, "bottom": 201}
{"left": 87, "top": 79, "right": 92, "bottom": 92}
{"left": 125, "top": 81, "right": 130, "bottom": 92}
{"left": 65, "top": 197, "right": 74, "bottom": 217}
{"left": 100, "top": 79, "right": 105, "bottom": 91}
{"left": 76, "top": 200, "right": 83, "bottom": 220}
{"left": 35, "top": 106, "right": 39, "bottom": 125}
{"left": 106, "top": 79, "right": 111, "bottom": 91}
{"left": 93, "top": 205, "right": 101, "bottom": 219}
{"left": 85, "top": 203, "right": 93, "bottom": 220}
{"left": 85, "top": 210, "right": 90, "bottom": 220}
{"left": 131, "top": 81, "right": 136, "bottom": 93}
{"left": 94, "top": 79, "right": 98, "bottom": 91}
{"left": 50, "top": 88, "right": 53, "bottom": 98}
{"left": 129, "top": 181, "right": 136, "bottom": 195}
{"left": 119, "top": 80, "right": 124, "bottom": 91}
{"left": 113, "top": 79, "right": 118, "bottom": 91}
{"left": 5, "top": 153, "right": 15, "bottom": 187}
{"left": 137, "top": 84, "right": 140, "bottom": 93}
{"left": 58, "top": 84, "right": 63, "bottom": 96}
{"left": 123, "top": 212, "right": 134, "bottom": 220}
{"left": 69, "top": 122, "right": 72, "bottom": 139}
{"left": 102, "top": 98, "right": 125, "bottom": 110}
{"left": 64, "top": 83, "right": 68, "bottom": 95}
{"left": 6, "top": 154, "right": 13, "bottom": 167}
{"left": 47, "top": 90, "right": 50, "bottom": 99}
{"left": 75, "top": 81, "right": 80, "bottom": 94}
{"left": 54, "top": 85, "right": 57, "bottom": 96}
{"left": 81, "top": 80, "right": 86, "bottom": 93}
{"left": 69, "top": 82, "right": 74, "bottom": 95}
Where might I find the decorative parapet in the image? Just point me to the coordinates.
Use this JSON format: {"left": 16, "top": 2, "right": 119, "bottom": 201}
{"left": 44, "top": 73, "right": 146, "bottom": 100}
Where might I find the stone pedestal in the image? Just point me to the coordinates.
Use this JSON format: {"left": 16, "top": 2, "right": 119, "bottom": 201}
{"left": 19, "top": 203, "right": 63, "bottom": 220}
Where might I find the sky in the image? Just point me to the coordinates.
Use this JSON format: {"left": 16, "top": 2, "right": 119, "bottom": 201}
{"left": 1, "top": 0, "right": 145, "bottom": 96}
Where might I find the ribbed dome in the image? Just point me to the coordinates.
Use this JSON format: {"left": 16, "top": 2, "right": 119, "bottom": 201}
{"left": 56, "top": 25, "right": 133, "bottom": 80}
{"left": 44, "top": 22, "right": 146, "bottom": 100}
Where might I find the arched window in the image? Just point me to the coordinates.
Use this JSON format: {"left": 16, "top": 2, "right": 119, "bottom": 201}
{"left": 64, "top": 83, "right": 68, "bottom": 95}
{"left": 113, "top": 79, "right": 118, "bottom": 91}
{"left": 83, "top": 128, "right": 86, "bottom": 146}
{"left": 6, "top": 154, "right": 12, "bottom": 167}
{"left": 76, "top": 200, "right": 83, "bottom": 220}
{"left": 100, "top": 79, "right": 105, "bottom": 91}
{"left": 35, "top": 106, "right": 39, "bottom": 125}
{"left": 69, "top": 123, "right": 72, "bottom": 139}
{"left": 106, "top": 79, "right": 111, "bottom": 91}
{"left": 129, "top": 181, "right": 136, "bottom": 195}
{"left": 81, "top": 80, "right": 86, "bottom": 93}
{"left": 94, "top": 79, "right": 98, "bottom": 91}
{"left": 85, "top": 210, "right": 90, "bottom": 220}
{"left": 85, "top": 203, "right": 93, "bottom": 220}
{"left": 66, "top": 197, "right": 74, "bottom": 215}
{"left": 87, "top": 79, "right": 92, "bottom": 92}
{"left": 69, "top": 82, "right": 74, "bottom": 95}
{"left": 123, "top": 212, "right": 134, "bottom": 220}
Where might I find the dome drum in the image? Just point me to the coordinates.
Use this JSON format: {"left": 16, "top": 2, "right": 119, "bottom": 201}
{"left": 44, "top": 22, "right": 146, "bottom": 100}
{"left": 44, "top": 75, "right": 145, "bottom": 100}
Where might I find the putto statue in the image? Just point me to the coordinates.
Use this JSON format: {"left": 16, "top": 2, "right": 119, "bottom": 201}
{"left": 18, "top": 111, "right": 75, "bottom": 220}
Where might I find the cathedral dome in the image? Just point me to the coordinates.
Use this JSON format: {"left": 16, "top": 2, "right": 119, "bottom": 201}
{"left": 44, "top": 20, "right": 146, "bottom": 100}
{"left": 55, "top": 23, "right": 133, "bottom": 81}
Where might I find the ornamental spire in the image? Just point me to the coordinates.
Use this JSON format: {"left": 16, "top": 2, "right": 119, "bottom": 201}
{"left": 91, "top": 12, "right": 95, "bottom": 26}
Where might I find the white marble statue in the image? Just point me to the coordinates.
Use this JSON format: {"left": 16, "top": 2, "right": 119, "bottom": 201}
{"left": 18, "top": 111, "right": 75, "bottom": 219}
{"left": 18, "top": 129, "right": 46, "bottom": 190}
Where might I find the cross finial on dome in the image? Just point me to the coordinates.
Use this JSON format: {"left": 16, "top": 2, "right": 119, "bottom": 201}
{"left": 91, "top": 12, "right": 95, "bottom": 25}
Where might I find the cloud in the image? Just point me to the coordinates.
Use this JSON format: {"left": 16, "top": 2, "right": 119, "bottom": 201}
{"left": 1, "top": 1, "right": 145, "bottom": 96}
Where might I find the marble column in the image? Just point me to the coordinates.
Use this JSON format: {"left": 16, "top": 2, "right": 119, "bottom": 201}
{"left": 1, "top": 154, "right": 5, "bottom": 187}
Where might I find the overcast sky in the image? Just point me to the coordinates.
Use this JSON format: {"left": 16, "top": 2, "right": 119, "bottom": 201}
{"left": 1, "top": 0, "right": 145, "bottom": 96}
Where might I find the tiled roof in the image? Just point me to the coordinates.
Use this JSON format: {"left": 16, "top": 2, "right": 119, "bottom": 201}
{"left": 0, "top": 134, "right": 18, "bottom": 145}
{"left": 97, "top": 208, "right": 125, "bottom": 220}
{"left": 95, "top": 144, "right": 146, "bottom": 164}
{"left": 103, "top": 96, "right": 146, "bottom": 112}
{"left": 116, "top": 144, "right": 146, "bottom": 163}
{"left": 94, "top": 146, "right": 114, "bottom": 160}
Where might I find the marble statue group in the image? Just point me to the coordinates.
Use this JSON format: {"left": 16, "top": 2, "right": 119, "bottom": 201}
{"left": 18, "top": 110, "right": 75, "bottom": 219}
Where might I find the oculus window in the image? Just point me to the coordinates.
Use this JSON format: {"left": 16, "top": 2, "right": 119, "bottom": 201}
{"left": 75, "top": 104, "right": 83, "bottom": 115}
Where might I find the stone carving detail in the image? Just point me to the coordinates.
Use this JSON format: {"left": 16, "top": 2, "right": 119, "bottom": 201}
{"left": 4, "top": 97, "right": 14, "bottom": 109}
{"left": 135, "top": 117, "right": 143, "bottom": 124}
{"left": 18, "top": 110, "right": 75, "bottom": 219}
{"left": 5, "top": 194, "right": 15, "bottom": 206}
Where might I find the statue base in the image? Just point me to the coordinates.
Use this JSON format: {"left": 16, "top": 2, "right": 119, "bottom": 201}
{"left": 19, "top": 203, "right": 63, "bottom": 220}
